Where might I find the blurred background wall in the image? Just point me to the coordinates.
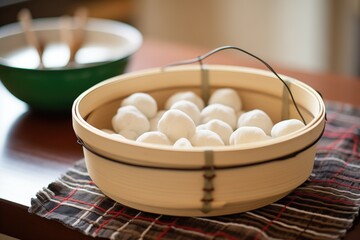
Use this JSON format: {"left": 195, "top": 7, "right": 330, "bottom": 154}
{"left": 132, "top": 0, "right": 360, "bottom": 76}
{"left": 1, "top": 0, "right": 359, "bottom": 76}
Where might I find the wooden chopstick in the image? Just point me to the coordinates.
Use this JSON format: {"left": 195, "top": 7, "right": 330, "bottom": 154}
{"left": 69, "top": 7, "right": 88, "bottom": 65}
{"left": 17, "top": 8, "right": 44, "bottom": 68}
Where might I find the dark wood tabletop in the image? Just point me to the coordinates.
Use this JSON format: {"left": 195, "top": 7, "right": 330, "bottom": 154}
{"left": 1, "top": 39, "right": 360, "bottom": 239}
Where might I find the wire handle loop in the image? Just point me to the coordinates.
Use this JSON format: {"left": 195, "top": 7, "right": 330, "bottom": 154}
{"left": 163, "top": 46, "right": 306, "bottom": 124}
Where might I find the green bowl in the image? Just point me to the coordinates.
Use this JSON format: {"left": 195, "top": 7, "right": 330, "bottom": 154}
{"left": 0, "top": 17, "right": 142, "bottom": 113}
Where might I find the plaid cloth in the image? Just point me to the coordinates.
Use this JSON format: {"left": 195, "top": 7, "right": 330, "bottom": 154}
{"left": 29, "top": 101, "right": 360, "bottom": 240}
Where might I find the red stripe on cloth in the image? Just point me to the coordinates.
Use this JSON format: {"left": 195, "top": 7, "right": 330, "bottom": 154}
{"left": 352, "top": 127, "right": 359, "bottom": 154}
{"left": 46, "top": 188, "right": 78, "bottom": 216}
{"left": 116, "top": 213, "right": 239, "bottom": 240}
{"left": 316, "top": 125, "right": 360, "bottom": 190}
{"left": 339, "top": 175, "right": 360, "bottom": 183}
{"left": 317, "top": 147, "right": 360, "bottom": 157}
{"left": 310, "top": 179, "right": 360, "bottom": 191}
{"left": 94, "top": 207, "right": 126, "bottom": 234}
{"left": 100, "top": 211, "right": 236, "bottom": 239}
{"left": 107, "top": 211, "right": 238, "bottom": 240}
{"left": 294, "top": 191, "right": 356, "bottom": 206}
{"left": 324, "top": 134, "right": 352, "bottom": 152}
{"left": 319, "top": 126, "right": 360, "bottom": 158}
{"left": 155, "top": 218, "right": 178, "bottom": 240}
{"left": 178, "top": 225, "right": 239, "bottom": 240}
{"left": 331, "top": 162, "right": 349, "bottom": 181}
{"left": 254, "top": 196, "right": 297, "bottom": 240}
{"left": 334, "top": 125, "right": 359, "bottom": 157}
{"left": 53, "top": 196, "right": 121, "bottom": 215}
{"left": 46, "top": 196, "right": 239, "bottom": 240}
{"left": 322, "top": 130, "right": 356, "bottom": 139}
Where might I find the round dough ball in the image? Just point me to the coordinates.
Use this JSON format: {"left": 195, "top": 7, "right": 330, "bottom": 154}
{"left": 170, "top": 100, "right": 201, "bottom": 125}
{"left": 119, "top": 129, "right": 140, "bottom": 140}
{"left": 111, "top": 133, "right": 126, "bottom": 140}
{"left": 102, "top": 129, "right": 132, "bottom": 141}
{"left": 237, "top": 109, "right": 273, "bottom": 135}
{"left": 121, "top": 92, "right": 157, "bottom": 118}
{"left": 271, "top": 119, "right": 305, "bottom": 138}
{"left": 208, "top": 88, "right": 242, "bottom": 111}
{"left": 102, "top": 129, "right": 115, "bottom": 134}
{"left": 197, "top": 119, "right": 233, "bottom": 145}
{"left": 112, "top": 105, "right": 150, "bottom": 138}
{"left": 230, "top": 126, "right": 270, "bottom": 145}
{"left": 190, "top": 129, "right": 225, "bottom": 147}
{"left": 149, "top": 110, "right": 166, "bottom": 131}
{"left": 236, "top": 110, "right": 246, "bottom": 119}
{"left": 200, "top": 103, "right": 237, "bottom": 129}
{"left": 136, "top": 131, "right": 172, "bottom": 145}
{"left": 196, "top": 124, "right": 207, "bottom": 131}
{"left": 165, "top": 91, "right": 205, "bottom": 110}
{"left": 173, "top": 138, "right": 192, "bottom": 148}
{"left": 158, "top": 109, "right": 196, "bottom": 142}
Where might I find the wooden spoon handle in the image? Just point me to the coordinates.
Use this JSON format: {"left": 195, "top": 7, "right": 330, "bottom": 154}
{"left": 69, "top": 7, "right": 88, "bottom": 63}
{"left": 60, "top": 15, "right": 74, "bottom": 64}
{"left": 18, "top": 8, "right": 44, "bottom": 67}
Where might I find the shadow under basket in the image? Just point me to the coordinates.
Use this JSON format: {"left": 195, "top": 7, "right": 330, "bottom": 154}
{"left": 72, "top": 64, "right": 326, "bottom": 217}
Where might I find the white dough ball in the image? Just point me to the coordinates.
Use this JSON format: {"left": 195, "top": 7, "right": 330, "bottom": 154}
{"left": 111, "top": 133, "right": 126, "bottom": 140}
{"left": 102, "top": 129, "right": 126, "bottom": 140}
{"left": 271, "top": 119, "right": 305, "bottom": 138}
{"left": 112, "top": 105, "right": 150, "bottom": 138}
{"left": 136, "top": 131, "right": 172, "bottom": 145}
{"left": 209, "top": 88, "right": 242, "bottom": 111}
{"left": 230, "top": 126, "right": 270, "bottom": 145}
{"left": 197, "top": 119, "right": 233, "bottom": 145}
{"left": 237, "top": 109, "right": 273, "bottom": 135}
{"left": 170, "top": 100, "right": 201, "bottom": 125}
{"left": 173, "top": 138, "right": 192, "bottom": 148}
{"left": 236, "top": 110, "right": 245, "bottom": 119}
{"left": 121, "top": 92, "right": 157, "bottom": 118}
{"left": 158, "top": 109, "right": 196, "bottom": 142}
{"left": 196, "top": 124, "right": 208, "bottom": 133}
{"left": 191, "top": 129, "right": 225, "bottom": 147}
{"left": 119, "top": 129, "right": 140, "bottom": 140}
{"left": 165, "top": 91, "right": 205, "bottom": 110}
{"left": 149, "top": 110, "right": 166, "bottom": 131}
{"left": 102, "top": 129, "right": 115, "bottom": 134}
{"left": 200, "top": 103, "right": 237, "bottom": 129}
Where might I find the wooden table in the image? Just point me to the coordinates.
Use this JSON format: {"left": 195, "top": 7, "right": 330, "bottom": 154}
{"left": 1, "top": 39, "right": 359, "bottom": 239}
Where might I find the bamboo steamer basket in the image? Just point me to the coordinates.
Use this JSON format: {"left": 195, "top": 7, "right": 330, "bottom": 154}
{"left": 72, "top": 47, "right": 326, "bottom": 217}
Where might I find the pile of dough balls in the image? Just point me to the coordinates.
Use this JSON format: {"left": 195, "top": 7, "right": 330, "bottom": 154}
{"left": 104, "top": 89, "right": 305, "bottom": 148}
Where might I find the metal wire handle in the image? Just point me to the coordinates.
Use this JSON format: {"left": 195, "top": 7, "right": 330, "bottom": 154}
{"left": 163, "top": 46, "right": 306, "bottom": 124}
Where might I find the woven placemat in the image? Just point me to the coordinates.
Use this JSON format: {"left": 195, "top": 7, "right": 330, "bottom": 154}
{"left": 29, "top": 102, "right": 360, "bottom": 240}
